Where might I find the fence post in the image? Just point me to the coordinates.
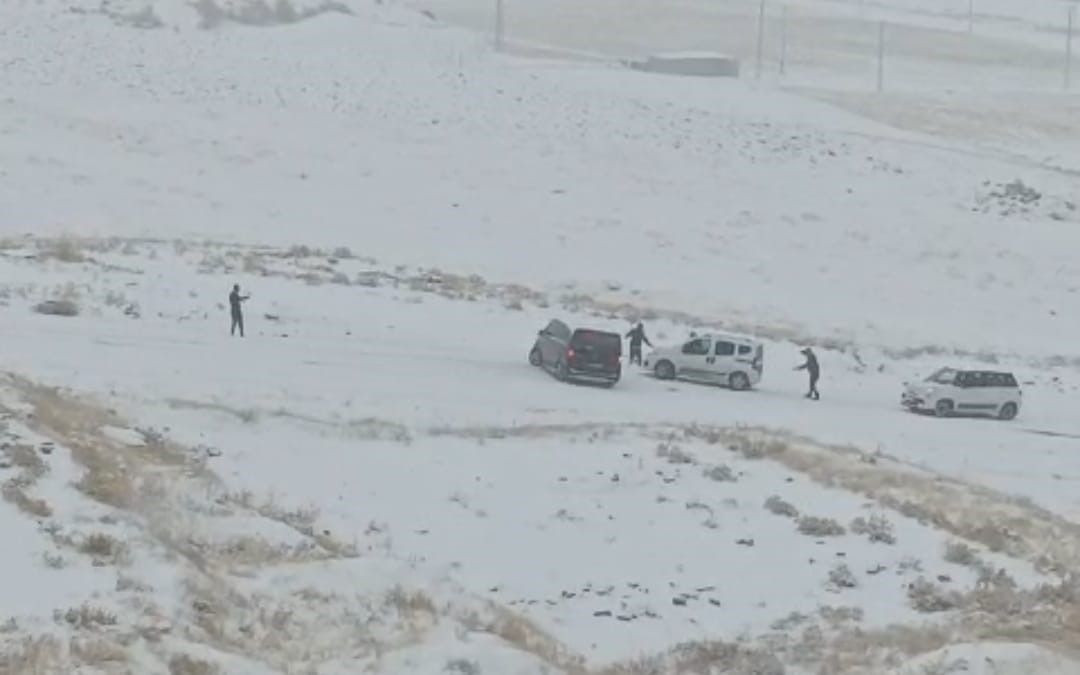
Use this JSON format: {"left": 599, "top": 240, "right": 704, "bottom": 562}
{"left": 1067, "top": 5, "right": 1075, "bottom": 90}
{"left": 967, "top": 0, "right": 974, "bottom": 33}
{"left": 495, "top": 0, "right": 505, "bottom": 51}
{"left": 779, "top": 5, "right": 788, "bottom": 76}
{"left": 755, "top": 0, "right": 766, "bottom": 79}
{"left": 876, "top": 21, "right": 886, "bottom": 92}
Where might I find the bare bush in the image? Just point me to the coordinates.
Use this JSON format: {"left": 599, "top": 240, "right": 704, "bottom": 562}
{"left": 34, "top": 299, "right": 79, "bottom": 317}
{"left": 828, "top": 564, "right": 858, "bottom": 590}
{"left": 850, "top": 514, "right": 896, "bottom": 545}
{"left": 70, "top": 637, "right": 126, "bottom": 667}
{"left": 764, "top": 495, "right": 799, "bottom": 519}
{"left": 42, "top": 551, "right": 66, "bottom": 569}
{"left": 78, "top": 533, "right": 127, "bottom": 565}
{"left": 192, "top": 0, "right": 353, "bottom": 29}
{"left": 943, "top": 540, "right": 981, "bottom": 567}
{"left": 169, "top": 653, "right": 221, "bottom": 675}
{"left": 58, "top": 604, "right": 119, "bottom": 629}
{"left": 331, "top": 246, "right": 354, "bottom": 260}
{"left": 42, "top": 238, "right": 87, "bottom": 263}
{"left": 702, "top": 464, "right": 736, "bottom": 482}
{"left": 385, "top": 587, "right": 437, "bottom": 617}
{"left": 797, "top": 516, "right": 846, "bottom": 537}
{"left": 656, "top": 442, "right": 695, "bottom": 465}
{"left": 907, "top": 578, "right": 962, "bottom": 613}
{"left": 2, "top": 481, "right": 53, "bottom": 517}
{"left": 443, "top": 659, "right": 482, "bottom": 675}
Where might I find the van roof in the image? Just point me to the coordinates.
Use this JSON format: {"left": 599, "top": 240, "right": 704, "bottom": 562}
{"left": 697, "top": 331, "right": 760, "bottom": 343}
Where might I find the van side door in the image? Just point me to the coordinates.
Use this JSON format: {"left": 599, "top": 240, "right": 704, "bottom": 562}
{"left": 677, "top": 337, "right": 713, "bottom": 381}
{"left": 708, "top": 340, "right": 737, "bottom": 381}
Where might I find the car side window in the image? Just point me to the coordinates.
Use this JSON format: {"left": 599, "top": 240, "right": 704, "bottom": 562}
{"left": 715, "top": 341, "right": 736, "bottom": 356}
{"left": 682, "top": 338, "right": 711, "bottom": 355}
{"left": 737, "top": 345, "right": 752, "bottom": 355}
{"left": 955, "top": 372, "right": 971, "bottom": 387}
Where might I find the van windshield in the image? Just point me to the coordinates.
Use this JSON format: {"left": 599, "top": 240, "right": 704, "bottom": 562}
{"left": 570, "top": 330, "right": 621, "bottom": 354}
{"left": 925, "top": 368, "right": 957, "bottom": 385}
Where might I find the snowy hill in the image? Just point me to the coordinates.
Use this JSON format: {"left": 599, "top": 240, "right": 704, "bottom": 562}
{"left": 2, "top": 1, "right": 1080, "bottom": 673}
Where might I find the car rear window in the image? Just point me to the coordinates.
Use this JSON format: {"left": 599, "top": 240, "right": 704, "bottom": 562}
{"left": 571, "top": 330, "right": 621, "bottom": 353}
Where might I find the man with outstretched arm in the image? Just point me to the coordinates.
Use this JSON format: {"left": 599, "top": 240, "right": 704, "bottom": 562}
{"left": 795, "top": 347, "right": 820, "bottom": 400}
{"left": 625, "top": 322, "right": 652, "bottom": 366}
{"left": 229, "top": 284, "right": 250, "bottom": 337}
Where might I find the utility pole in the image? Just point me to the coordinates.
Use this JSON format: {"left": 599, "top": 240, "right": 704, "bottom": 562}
{"left": 755, "top": 0, "right": 766, "bottom": 79}
{"left": 495, "top": 0, "right": 505, "bottom": 51}
{"left": 876, "top": 21, "right": 886, "bottom": 92}
{"left": 779, "top": 5, "right": 788, "bottom": 76}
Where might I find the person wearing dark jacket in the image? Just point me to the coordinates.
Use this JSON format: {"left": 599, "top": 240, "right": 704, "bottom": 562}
{"left": 794, "top": 347, "right": 820, "bottom": 399}
{"left": 229, "top": 284, "right": 250, "bottom": 337}
{"left": 625, "top": 322, "right": 652, "bottom": 366}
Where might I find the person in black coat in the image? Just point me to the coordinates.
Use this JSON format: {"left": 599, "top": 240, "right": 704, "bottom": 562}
{"left": 795, "top": 347, "right": 820, "bottom": 399}
{"left": 229, "top": 284, "right": 250, "bottom": 337}
{"left": 625, "top": 322, "right": 652, "bottom": 366}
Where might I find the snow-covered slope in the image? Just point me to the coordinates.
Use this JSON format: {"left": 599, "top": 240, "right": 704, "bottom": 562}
{"left": 2, "top": 0, "right": 1080, "bottom": 672}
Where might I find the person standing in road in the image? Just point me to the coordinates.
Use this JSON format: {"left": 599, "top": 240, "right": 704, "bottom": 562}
{"left": 229, "top": 284, "right": 250, "bottom": 337}
{"left": 625, "top": 322, "right": 652, "bottom": 366}
{"left": 795, "top": 347, "right": 820, "bottom": 400}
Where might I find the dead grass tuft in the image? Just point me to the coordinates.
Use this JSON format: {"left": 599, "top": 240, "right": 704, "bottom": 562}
{"left": 764, "top": 495, "right": 800, "bottom": 519}
{"left": 58, "top": 604, "right": 119, "bottom": 629}
{"left": 78, "top": 532, "right": 128, "bottom": 565}
{"left": 798, "top": 515, "right": 846, "bottom": 537}
{"left": 41, "top": 237, "right": 87, "bottom": 263}
{"left": 943, "top": 540, "right": 982, "bottom": 568}
{"left": 0, "top": 635, "right": 64, "bottom": 672}
{"left": 70, "top": 637, "right": 127, "bottom": 666}
{"left": 850, "top": 514, "right": 896, "bottom": 545}
{"left": 169, "top": 653, "right": 221, "bottom": 675}
{"left": 907, "top": 578, "right": 963, "bottom": 613}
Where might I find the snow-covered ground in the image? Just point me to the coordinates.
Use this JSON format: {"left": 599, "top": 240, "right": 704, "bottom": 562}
{"left": 2, "top": 0, "right": 1080, "bottom": 672}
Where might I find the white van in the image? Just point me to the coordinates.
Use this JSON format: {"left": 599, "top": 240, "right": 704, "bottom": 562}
{"left": 644, "top": 332, "right": 764, "bottom": 390}
{"left": 901, "top": 368, "right": 1022, "bottom": 420}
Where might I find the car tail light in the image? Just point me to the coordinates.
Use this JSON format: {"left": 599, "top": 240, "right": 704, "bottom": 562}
{"left": 566, "top": 348, "right": 576, "bottom": 361}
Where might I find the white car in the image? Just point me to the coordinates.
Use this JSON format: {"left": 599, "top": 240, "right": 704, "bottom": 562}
{"left": 901, "top": 368, "right": 1022, "bottom": 420}
{"left": 644, "top": 332, "right": 763, "bottom": 391}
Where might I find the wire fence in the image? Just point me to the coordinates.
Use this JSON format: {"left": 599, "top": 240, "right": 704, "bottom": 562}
{"left": 417, "top": 0, "right": 1079, "bottom": 92}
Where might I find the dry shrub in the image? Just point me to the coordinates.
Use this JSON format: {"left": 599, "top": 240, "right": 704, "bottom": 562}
{"left": 764, "top": 495, "right": 799, "bottom": 519}
{"left": 907, "top": 578, "right": 962, "bottom": 613}
{"left": 850, "top": 514, "right": 896, "bottom": 545}
{"left": 34, "top": 299, "right": 80, "bottom": 317}
{"left": 0, "top": 635, "right": 64, "bottom": 672}
{"left": 828, "top": 564, "right": 858, "bottom": 590}
{"left": 3, "top": 444, "right": 46, "bottom": 476}
{"left": 385, "top": 587, "right": 437, "bottom": 618}
{"left": 943, "top": 540, "right": 981, "bottom": 567}
{"left": 70, "top": 637, "right": 126, "bottom": 666}
{"left": 702, "top": 464, "right": 737, "bottom": 482}
{"left": 656, "top": 442, "right": 695, "bottom": 465}
{"left": 797, "top": 516, "right": 846, "bottom": 537}
{"left": 169, "top": 653, "right": 221, "bottom": 675}
{"left": 78, "top": 532, "right": 127, "bottom": 564}
{"left": 58, "top": 604, "right": 119, "bottom": 629}
{"left": 609, "top": 640, "right": 784, "bottom": 675}
{"left": 75, "top": 466, "right": 135, "bottom": 509}
{"left": 43, "top": 237, "right": 87, "bottom": 263}
{"left": 2, "top": 483, "right": 53, "bottom": 517}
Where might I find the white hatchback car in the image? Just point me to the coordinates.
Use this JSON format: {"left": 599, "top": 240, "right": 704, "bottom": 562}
{"left": 901, "top": 368, "right": 1022, "bottom": 420}
{"left": 644, "top": 332, "right": 763, "bottom": 391}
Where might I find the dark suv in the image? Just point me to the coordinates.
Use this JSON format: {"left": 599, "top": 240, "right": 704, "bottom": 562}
{"left": 529, "top": 319, "right": 622, "bottom": 386}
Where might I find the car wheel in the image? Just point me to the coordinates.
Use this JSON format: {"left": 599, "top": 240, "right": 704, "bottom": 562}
{"left": 529, "top": 347, "right": 542, "bottom": 367}
{"left": 998, "top": 402, "right": 1018, "bottom": 421}
{"left": 654, "top": 360, "right": 675, "bottom": 380}
{"left": 934, "top": 399, "right": 954, "bottom": 418}
{"left": 556, "top": 360, "right": 569, "bottom": 382}
{"left": 729, "top": 372, "right": 751, "bottom": 391}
